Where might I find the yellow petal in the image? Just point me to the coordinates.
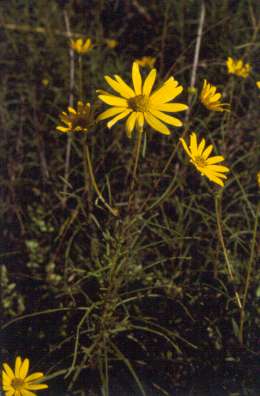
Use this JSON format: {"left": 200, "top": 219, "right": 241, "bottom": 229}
{"left": 150, "top": 78, "right": 183, "bottom": 104}
{"left": 197, "top": 138, "right": 206, "bottom": 155}
{"left": 20, "top": 359, "right": 29, "bottom": 379}
{"left": 202, "top": 144, "right": 213, "bottom": 159}
{"left": 190, "top": 133, "right": 198, "bottom": 155}
{"left": 97, "top": 107, "right": 126, "bottom": 121}
{"left": 107, "top": 109, "right": 132, "bottom": 128}
{"left": 142, "top": 69, "right": 157, "bottom": 96}
{"left": 15, "top": 357, "right": 22, "bottom": 377}
{"left": 5, "top": 390, "right": 15, "bottom": 396}
{"left": 206, "top": 173, "right": 225, "bottom": 187}
{"left": 180, "top": 138, "right": 192, "bottom": 158}
{"left": 144, "top": 113, "right": 171, "bottom": 135}
{"left": 98, "top": 94, "right": 128, "bottom": 107}
{"left": 154, "top": 103, "right": 188, "bottom": 112}
{"left": 114, "top": 75, "right": 135, "bottom": 97}
{"left": 149, "top": 109, "right": 182, "bottom": 127}
{"left": 56, "top": 126, "right": 70, "bottom": 132}
{"left": 68, "top": 107, "right": 76, "bottom": 114}
{"left": 24, "top": 373, "right": 43, "bottom": 383}
{"left": 26, "top": 384, "right": 48, "bottom": 390}
{"left": 20, "top": 389, "right": 36, "bottom": 396}
{"left": 208, "top": 164, "right": 229, "bottom": 173}
{"left": 3, "top": 363, "right": 15, "bottom": 379}
{"left": 2, "top": 371, "right": 12, "bottom": 385}
{"left": 206, "top": 156, "right": 225, "bottom": 164}
{"left": 125, "top": 112, "right": 138, "bottom": 137}
{"left": 132, "top": 62, "right": 142, "bottom": 95}
{"left": 105, "top": 76, "right": 133, "bottom": 98}
{"left": 209, "top": 93, "right": 221, "bottom": 103}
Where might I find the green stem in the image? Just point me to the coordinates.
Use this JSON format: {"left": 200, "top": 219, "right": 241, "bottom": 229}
{"left": 127, "top": 130, "right": 143, "bottom": 211}
{"left": 84, "top": 144, "right": 118, "bottom": 217}
{"left": 215, "top": 192, "right": 242, "bottom": 310}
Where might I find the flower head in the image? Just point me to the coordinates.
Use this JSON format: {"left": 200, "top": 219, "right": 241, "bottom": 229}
{"left": 70, "top": 38, "right": 93, "bottom": 55}
{"left": 135, "top": 56, "right": 156, "bottom": 69}
{"left": 56, "top": 101, "right": 93, "bottom": 133}
{"left": 256, "top": 81, "right": 260, "bottom": 89}
{"left": 97, "top": 61, "right": 188, "bottom": 137}
{"left": 2, "top": 356, "right": 48, "bottom": 396}
{"left": 200, "top": 80, "right": 230, "bottom": 112}
{"left": 105, "top": 39, "right": 118, "bottom": 49}
{"left": 180, "top": 132, "right": 230, "bottom": 187}
{"left": 226, "top": 57, "right": 251, "bottom": 78}
{"left": 257, "top": 171, "right": 260, "bottom": 188}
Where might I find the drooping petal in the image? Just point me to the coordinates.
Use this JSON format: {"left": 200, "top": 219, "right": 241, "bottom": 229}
{"left": 107, "top": 109, "right": 132, "bottom": 128}
{"left": 144, "top": 113, "right": 171, "bottom": 135}
{"left": 20, "top": 389, "right": 36, "bottom": 396}
{"left": 132, "top": 62, "right": 142, "bottom": 95}
{"left": 125, "top": 112, "right": 138, "bottom": 138}
{"left": 142, "top": 69, "right": 157, "bottom": 96}
{"left": 149, "top": 109, "right": 182, "bottom": 127}
{"left": 98, "top": 94, "right": 128, "bottom": 107}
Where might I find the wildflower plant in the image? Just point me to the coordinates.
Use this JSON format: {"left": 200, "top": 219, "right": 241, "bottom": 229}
{"left": 97, "top": 61, "right": 188, "bottom": 137}
{"left": 56, "top": 101, "right": 93, "bottom": 133}
{"left": 226, "top": 57, "right": 251, "bottom": 78}
{"left": 200, "top": 80, "right": 230, "bottom": 112}
{"left": 2, "top": 357, "right": 48, "bottom": 396}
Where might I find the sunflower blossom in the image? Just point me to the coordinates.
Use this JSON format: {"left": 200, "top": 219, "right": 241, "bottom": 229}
{"left": 180, "top": 132, "right": 230, "bottom": 187}
{"left": 70, "top": 38, "right": 93, "bottom": 55}
{"left": 56, "top": 101, "right": 93, "bottom": 133}
{"left": 97, "top": 61, "right": 188, "bottom": 137}
{"left": 2, "top": 356, "right": 48, "bottom": 396}
{"left": 200, "top": 80, "right": 230, "bottom": 112}
{"left": 226, "top": 57, "right": 251, "bottom": 78}
{"left": 135, "top": 56, "right": 156, "bottom": 69}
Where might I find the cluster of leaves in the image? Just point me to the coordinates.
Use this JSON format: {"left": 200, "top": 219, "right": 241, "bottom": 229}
{"left": 1, "top": 0, "right": 259, "bottom": 395}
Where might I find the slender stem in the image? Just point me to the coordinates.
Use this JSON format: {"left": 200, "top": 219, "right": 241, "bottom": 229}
{"left": 215, "top": 193, "right": 242, "bottom": 310}
{"left": 127, "top": 130, "right": 143, "bottom": 212}
{"left": 84, "top": 144, "right": 118, "bottom": 217}
{"left": 239, "top": 201, "right": 259, "bottom": 344}
{"left": 62, "top": 11, "right": 75, "bottom": 207}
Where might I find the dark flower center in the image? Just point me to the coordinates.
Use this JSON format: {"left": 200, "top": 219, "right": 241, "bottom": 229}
{"left": 128, "top": 95, "right": 149, "bottom": 112}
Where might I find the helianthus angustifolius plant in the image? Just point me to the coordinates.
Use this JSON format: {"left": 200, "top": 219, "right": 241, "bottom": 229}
{"left": 2, "top": 356, "right": 48, "bottom": 396}
{"left": 70, "top": 38, "right": 93, "bottom": 55}
{"left": 56, "top": 101, "right": 93, "bottom": 133}
{"left": 135, "top": 56, "right": 156, "bottom": 69}
{"left": 180, "top": 132, "right": 229, "bottom": 187}
{"left": 226, "top": 57, "right": 251, "bottom": 78}
{"left": 97, "top": 61, "right": 188, "bottom": 137}
{"left": 200, "top": 80, "right": 230, "bottom": 112}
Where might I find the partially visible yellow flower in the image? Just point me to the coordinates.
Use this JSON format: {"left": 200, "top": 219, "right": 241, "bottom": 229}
{"left": 256, "top": 81, "right": 260, "bottom": 89}
{"left": 105, "top": 39, "right": 118, "bottom": 49}
{"left": 41, "top": 78, "right": 49, "bottom": 87}
{"left": 135, "top": 56, "right": 156, "bottom": 69}
{"left": 226, "top": 57, "right": 251, "bottom": 78}
{"left": 56, "top": 101, "right": 93, "bottom": 133}
{"left": 70, "top": 38, "right": 93, "bottom": 55}
{"left": 97, "top": 61, "right": 188, "bottom": 137}
{"left": 200, "top": 80, "right": 230, "bottom": 112}
{"left": 180, "top": 132, "right": 230, "bottom": 187}
{"left": 2, "top": 356, "right": 48, "bottom": 396}
{"left": 257, "top": 171, "right": 260, "bottom": 187}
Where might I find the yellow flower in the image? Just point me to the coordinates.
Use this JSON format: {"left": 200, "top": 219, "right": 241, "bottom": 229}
{"left": 97, "top": 61, "right": 188, "bottom": 137}
{"left": 105, "top": 39, "right": 118, "bottom": 49}
{"left": 135, "top": 56, "right": 156, "bottom": 69}
{"left": 56, "top": 101, "right": 93, "bottom": 133}
{"left": 41, "top": 79, "right": 49, "bottom": 87}
{"left": 256, "top": 81, "right": 260, "bottom": 89}
{"left": 2, "top": 356, "right": 48, "bottom": 396}
{"left": 180, "top": 132, "right": 230, "bottom": 187}
{"left": 70, "top": 38, "right": 93, "bottom": 55}
{"left": 257, "top": 171, "right": 260, "bottom": 187}
{"left": 226, "top": 57, "right": 251, "bottom": 78}
{"left": 200, "top": 80, "right": 230, "bottom": 112}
